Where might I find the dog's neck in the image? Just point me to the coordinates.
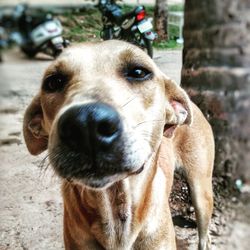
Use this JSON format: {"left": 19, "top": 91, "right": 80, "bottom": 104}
{"left": 62, "top": 143, "right": 170, "bottom": 249}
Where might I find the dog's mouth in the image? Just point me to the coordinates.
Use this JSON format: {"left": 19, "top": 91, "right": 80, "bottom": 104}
{"left": 64, "top": 163, "right": 145, "bottom": 189}
{"left": 49, "top": 141, "right": 149, "bottom": 189}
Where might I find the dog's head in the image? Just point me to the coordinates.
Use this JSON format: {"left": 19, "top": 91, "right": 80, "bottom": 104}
{"left": 23, "top": 40, "right": 192, "bottom": 189}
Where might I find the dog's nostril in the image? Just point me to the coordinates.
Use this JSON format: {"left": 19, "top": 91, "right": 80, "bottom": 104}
{"left": 97, "top": 120, "right": 118, "bottom": 137}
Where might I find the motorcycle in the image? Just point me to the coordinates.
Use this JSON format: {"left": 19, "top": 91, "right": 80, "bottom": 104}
{"left": 0, "top": 26, "right": 8, "bottom": 62}
{"left": 10, "top": 4, "right": 68, "bottom": 58}
{"left": 98, "top": 0, "right": 156, "bottom": 58}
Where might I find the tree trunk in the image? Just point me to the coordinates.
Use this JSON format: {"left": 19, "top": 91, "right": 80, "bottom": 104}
{"left": 181, "top": 0, "right": 250, "bottom": 189}
{"left": 154, "top": 0, "right": 168, "bottom": 41}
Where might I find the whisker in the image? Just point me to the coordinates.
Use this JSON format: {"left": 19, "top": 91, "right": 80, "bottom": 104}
{"left": 38, "top": 147, "right": 74, "bottom": 183}
{"left": 38, "top": 154, "right": 49, "bottom": 169}
{"left": 38, "top": 154, "right": 52, "bottom": 178}
{"left": 121, "top": 95, "right": 138, "bottom": 108}
{"left": 37, "top": 152, "right": 56, "bottom": 182}
{"left": 134, "top": 119, "right": 164, "bottom": 129}
{"left": 38, "top": 147, "right": 67, "bottom": 172}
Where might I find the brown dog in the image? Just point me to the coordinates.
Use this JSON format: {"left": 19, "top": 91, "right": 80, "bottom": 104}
{"left": 23, "top": 40, "right": 214, "bottom": 250}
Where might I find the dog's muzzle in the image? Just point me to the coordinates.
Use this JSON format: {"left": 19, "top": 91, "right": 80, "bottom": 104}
{"left": 50, "top": 102, "right": 137, "bottom": 188}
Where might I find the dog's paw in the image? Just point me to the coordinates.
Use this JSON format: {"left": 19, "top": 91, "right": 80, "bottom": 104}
{"left": 206, "top": 234, "right": 212, "bottom": 250}
{"left": 199, "top": 234, "right": 212, "bottom": 250}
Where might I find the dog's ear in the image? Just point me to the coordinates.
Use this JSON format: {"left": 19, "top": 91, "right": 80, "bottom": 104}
{"left": 23, "top": 94, "right": 48, "bottom": 155}
{"left": 164, "top": 76, "right": 193, "bottom": 137}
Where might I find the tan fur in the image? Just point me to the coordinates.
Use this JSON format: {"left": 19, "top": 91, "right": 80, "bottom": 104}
{"left": 23, "top": 40, "right": 214, "bottom": 250}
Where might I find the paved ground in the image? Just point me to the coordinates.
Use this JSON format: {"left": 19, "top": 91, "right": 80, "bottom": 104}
{"left": 0, "top": 47, "right": 250, "bottom": 250}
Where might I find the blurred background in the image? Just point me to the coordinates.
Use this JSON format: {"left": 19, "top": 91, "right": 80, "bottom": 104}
{"left": 0, "top": 0, "right": 250, "bottom": 249}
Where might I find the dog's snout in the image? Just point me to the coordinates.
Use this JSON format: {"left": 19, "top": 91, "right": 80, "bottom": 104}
{"left": 58, "top": 103, "right": 122, "bottom": 154}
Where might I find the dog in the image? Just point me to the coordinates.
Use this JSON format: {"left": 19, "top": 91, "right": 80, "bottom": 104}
{"left": 23, "top": 40, "right": 214, "bottom": 250}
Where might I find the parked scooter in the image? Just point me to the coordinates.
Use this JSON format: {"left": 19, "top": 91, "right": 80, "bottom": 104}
{"left": 98, "top": 0, "right": 156, "bottom": 57}
{"left": 0, "top": 26, "right": 8, "bottom": 62}
{"left": 10, "top": 4, "right": 68, "bottom": 58}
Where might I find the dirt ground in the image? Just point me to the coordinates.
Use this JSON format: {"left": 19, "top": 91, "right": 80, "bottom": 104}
{"left": 0, "top": 48, "right": 250, "bottom": 250}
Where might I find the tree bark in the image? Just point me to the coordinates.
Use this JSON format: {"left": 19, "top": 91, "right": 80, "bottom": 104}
{"left": 181, "top": 0, "right": 250, "bottom": 186}
{"left": 154, "top": 0, "right": 168, "bottom": 41}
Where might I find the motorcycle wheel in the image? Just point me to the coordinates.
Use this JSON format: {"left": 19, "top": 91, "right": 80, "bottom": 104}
{"left": 21, "top": 47, "right": 37, "bottom": 58}
{"left": 101, "top": 27, "right": 113, "bottom": 40}
{"left": 130, "top": 33, "right": 153, "bottom": 58}
{"left": 52, "top": 48, "right": 63, "bottom": 58}
{"left": 141, "top": 37, "right": 153, "bottom": 58}
{"left": 50, "top": 43, "right": 64, "bottom": 58}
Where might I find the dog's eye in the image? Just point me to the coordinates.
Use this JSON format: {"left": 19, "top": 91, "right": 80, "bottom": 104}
{"left": 125, "top": 67, "right": 152, "bottom": 81}
{"left": 43, "top": 73, "right": 68, "bottom": 93}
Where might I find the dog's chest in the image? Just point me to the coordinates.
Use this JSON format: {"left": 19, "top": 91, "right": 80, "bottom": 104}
{"left": 90, "top": 187, "right": 134, "bottom": 249}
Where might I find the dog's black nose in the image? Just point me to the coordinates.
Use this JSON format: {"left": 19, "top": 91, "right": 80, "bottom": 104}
{"left": 58, "top": 103, "right": 122, "bottom": 155}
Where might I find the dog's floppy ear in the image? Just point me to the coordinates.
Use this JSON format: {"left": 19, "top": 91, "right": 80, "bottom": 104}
{"left": 164, "top": 76, "right": 193, "bottom": 137}
{"left": 23, "top": 94, "right": 48, "bottom": 155}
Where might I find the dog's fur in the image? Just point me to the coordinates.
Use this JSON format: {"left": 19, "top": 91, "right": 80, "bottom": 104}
{"left": 23, "top": 40, "right": 214, "bottom": 250}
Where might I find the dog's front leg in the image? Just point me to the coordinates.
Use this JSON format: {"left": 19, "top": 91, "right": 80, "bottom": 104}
{"left": 188, "top": 175, "right": 213, "bottom": 250}
{"left": 184, "top": 162, "right": 214, "bottom": 250}
{"left": 64, "top": 238, "right": 104, "bottom": 250}
{"left": 177, "top": 104, "right": 214, "bottom": 250}
{"left": 64, "top": 216, "right": 105, "bottom": 250}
